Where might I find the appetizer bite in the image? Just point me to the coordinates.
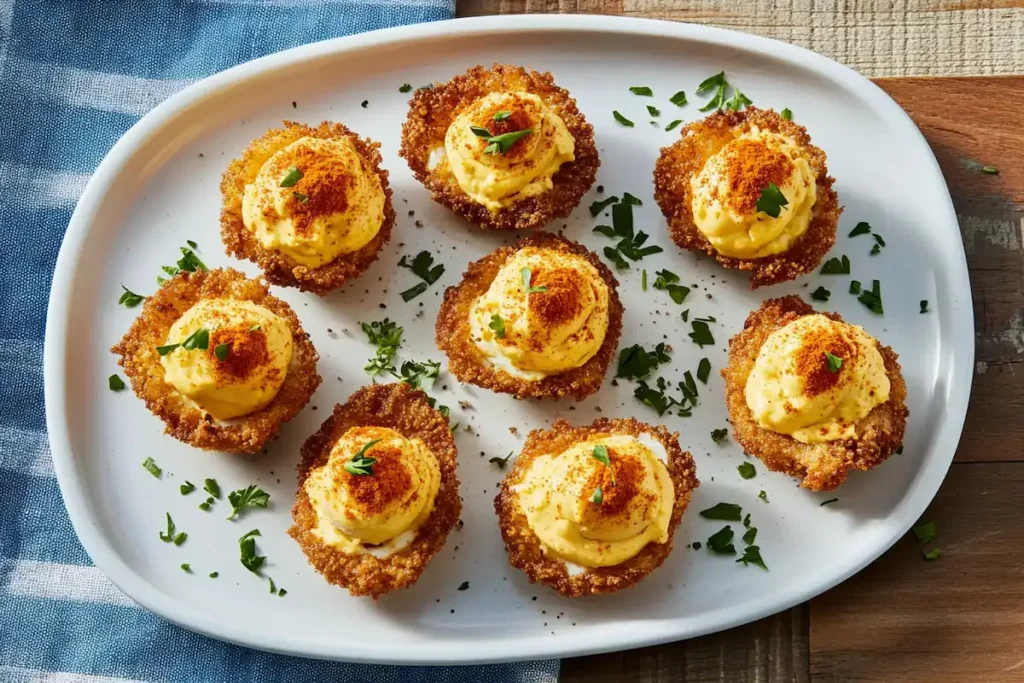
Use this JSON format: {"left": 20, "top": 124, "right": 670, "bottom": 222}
{"left": 495, "top": 418, "right": 698, "bottom": 597}
{"left": 289, "top": 382, "right": 460, "bottom": 599}
{"left": 399, "top": 64, "right": 599, "bottom": 230}
{"left": 722, "top": 296, "right": 908, "bottom": 490}
{"left": 112, "top": 268, "right": 320, "bottom": 453}
{"left": 220, "top": 121, "right": 394, "bottom": 294}
{"left": 436, "top": 233, "right": 622, "bottom": 400}
{"left": 653, "top": 107, "right": 840, "bottom": 288}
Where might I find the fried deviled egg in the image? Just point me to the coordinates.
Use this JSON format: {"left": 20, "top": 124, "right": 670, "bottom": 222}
{"left": 722, "top": 296, "right": 908, "bottom": 491}
{"left": 399, "top": 64, "right": 599, "bottom": 230}
{"left": 436, "top": 233, "right": 622, "bottom": 400}
{"left": 495, "top": 418, "right": 698, "bottom": 597}
{"left": 654, "top": 107, "right": 840, "bottom": 287}
{"left": 112, "top": 268, "right": 320, "bottom": 453}
{"left": 221, "top": 121, "right": 395, "bottom": 294}
{"left": 289, "top": 382, "right": 460, "bottom": 599}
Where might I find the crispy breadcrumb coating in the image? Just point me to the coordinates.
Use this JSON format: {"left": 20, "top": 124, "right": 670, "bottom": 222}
{"left": 399, "top": 64, "right": 599, "bottom": 231}
{"left": 220, "top": 121, "right": 395, "bottom": 295}
{"left": 722, "top": 296, "right": 908, "bottom": 491}
{"left": 435, "top": 233, "right": 623, "bottom": 400}
{"left": 494, "top": 418, "right": 698, "bottom": 597}
{"left": 288, "top": 383, "right": 461, "bottom": 599}
{"left": 111, "top": 268, "right": 320, "bottom": 453}
{"left": 653, "top": 107, "right": 840, "bottom": 288}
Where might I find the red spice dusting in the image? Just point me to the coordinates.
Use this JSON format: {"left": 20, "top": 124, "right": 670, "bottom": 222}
{"left": 210, "top": 326, "right": 269, "bottom": 382}
{"left": 340, "top": 444, "right": 413, "bottom": 516}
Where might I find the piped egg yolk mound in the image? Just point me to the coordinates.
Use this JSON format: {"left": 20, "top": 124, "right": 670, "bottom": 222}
{"left": 745, "top": 314, "right": 890, "bottom": 444}
{"left": 515, "top": 434, "right": 675, "bottom": 568}
{"left": 304, "top": 426, "right": 440, "bottom": 555}
{"left": 241, "top": 136, "right": 385, "bottom": 268}
{"left": 444, "top": 91, "right": 575, "bottom": 211}
{"left": 160, "top": 299, "right": 293, "bottom": 420}
{"left": 690, "top": 127, "right": 817, "bottom": 259}
{"left": 469, "top": 247, "right": 610, "bottom": 380}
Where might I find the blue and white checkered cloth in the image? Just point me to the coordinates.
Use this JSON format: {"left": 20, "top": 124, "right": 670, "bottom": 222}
{"left": 0, "top": 2, "right": 559, "bottom": 681}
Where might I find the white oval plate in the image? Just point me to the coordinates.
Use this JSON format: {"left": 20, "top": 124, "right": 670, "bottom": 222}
{"left": 44, "top": 15, "right": 972, "bottom": 665}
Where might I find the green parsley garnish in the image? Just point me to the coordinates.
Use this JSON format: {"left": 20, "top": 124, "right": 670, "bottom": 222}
{"left": 755, "top": 182, "right": 789, "bottom": 218}
{"left": 399, "top": 83, "right": 412, "bottom": 93}
{"left": 268, "top": 577, "right": 277, "bottom": 594}
{"left": 616, "top": 343, "right": 670, "bottom": 380}
{"left": 981, "top": 165, "right": 998, "bottom": 175}
{"left": 743, "top": 513, "right": 751, "bottom": 528}
{"left": 158, "top": 513, "right": 186, "bottom": 545}
{"left": 227, "top": 485, "right": 270, "bottom": 520}
{"left": 142, "top": 457, "right": 161, "bottom": 478}
{"left": 896, "top": 445, "right": 904, "bottom": 454}
{"left": 629, "top": 86, "right": 653, "bottom": 96}
{"left": 688, "top": 319, "right": 715, "bottom": 348}
{"left": 118, "top": 285, "right": 145, "bottom": 308}
{"left": 250, "top": 324, "right": 261, "bottom": 332}
{"left": 858, "top": 279, "right": 884, "bottom": 314}
{"left": 108, "top": 374, "right": 126, "bottom": 391}
{"left": 913, "top": 521, "right": 937, "bottom": 544}
{"left": 204, "top": 479, "right": 220, "bottom": 498}
{"left": 157, "top": 245, "right": 208, "bottom": 285}
{"left": 758, "top": 490, "right": 769, "bottom": 503}
{"left": 646, "top": 105, "right": 660, "bottom": 117}
{"left": 591, "top": 444, "right": 616, "bottom": 485}
{"left": 736, "top": 545, "right": 768, "bottom": 570}
{"left": 821, "top": 255, "right": 851, "bottom": 275}
{"left": 362, "top": 319, "right": 403, "bottom": 378}
{"left": 590, "top": 486, "right": 603, "bottom": 505}
{"left": 706, "top": 525, "right": 736, "bottom": 554}
{"left": 665, "top": 119, "right": 683, "bottom": 132}
{"left": 633, "top": 376, "right": 697, "bottom": 417}
{"left": 641, "top": 269, "right": 647, "bottom": 291}
{"left": 612, "top": 111, "right": 634, "bottom": 127}
{"left": 209, "top": 571, "right": 219, "bottom": 578}
{"left": 593, "top": 196, "right": 663, "bottom": 268}
{"left": 742, "top": 526, "right": 757, "bottom": 544}
{"left": 181, "top": 564, "right": 191, "bottom": 572}
{"left": 820, "top": 498, "right": 839, "bottom": 506}
{"left": 848, "top": 222, "right": 871, "bottom": 238}
{"left": 155, "top": 343, "right": 179, "bottom": 356}
{"left": 825, "top": 351, "right": 843, "bottom": 373}
{"left": 520, "top": 267, "right": 547, "bottom": 293}
{"left": 700, "top": 502, "right": 742, "bottom": 521}
{"left": 923, "top": 548, "right": 942, "bottom": 561}
{"left": 493, "top": 110, "right": 511, "bottom": 121}
{"left": 849, "top": 280, "right": 862, "bottom": 295}
{"left": 293, "top": 191, "right": 309, "bottom": 204}
{"left": 180, "top": 481, "right": 196, "bottom": 495}
{"left": 238, "top": 529, "right": 265, "bottom": 574}
{"left": 457, "top": 581, "right": 470, "bottom": 591}
{"left": 198, "top": 497, "right": 214, "bottom": 512}
{"left": 711, "top": 428, "right": 729, "bottom": 444}
{"left": 811, "top": 286, "right": 831, "bottom": 302}
{"left": 214, "top": 343, "right": 230, "bottom": 361}
{"left": 173, "top": 535, "right": 185, "bottom": 549}
{"left": 780, "top": 108, "right": 792, "bottom": 120}
{"left": 652, "top": 269, "right": 690, "bottom": 304}
{"left": 470, "top": 125, "right": 533, "bottom": 155}
{"left": 697, "top": 357, "right": 711, "bottom": 383}
{"left": 696, "top": 71, "right": 729, "bottom": 111}
{"left": 175, "top": 327, "right": 209, "bottom": 352}
{"left": 489, "top": 452, "right": 513, "bottom": 469}
{"left": 279, "top": 167, "right": 303, "bottom": 187}
{"left": 488, "top": 314, "right": 506, "bottom": 339}
{"left": 738, "top": 462, "right": 756, "bottom": 479}
{"left": 725, "top": 89, "right": 752, "bottom": 111}
{"left": 396, "top": 359, "right": 441, "bottom": 389}
{"left": 398, "top": 251, "right": 445, "bottom": 301}
{"left": 920, "top": 300, "right": 929, "bottom": 313}
{"left": 589, "top": 195, "right": 619, "bottom": 216}
{"left": 344, "top": 439, "right": 381, "bottom": 477}
{"left": 669, "top": 91, "right": 687, "bottom": 107}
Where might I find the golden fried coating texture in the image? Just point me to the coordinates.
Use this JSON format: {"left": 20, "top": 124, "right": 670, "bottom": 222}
{"left": 111, "top": 268, "right": 320, "bottom": 453}
{"left": 288, "top": 382, "right": 461, "bottom": 599}
{"left": 494, "top": 418, "right": 699, "bottom": 597}
{"left": 220, "top": 121, "right": 395, "bottom": 295}
{"left": 653, "top": 107, "right": 840, "bottom": 288}
{"left": 398, "top": 64, "right": 599, "bottom": 230}
{"left": 722, "top": 296, "right": 908, "bottom": 491}
{"left": 435, "top": 233, "right": 623, "bottom": 400}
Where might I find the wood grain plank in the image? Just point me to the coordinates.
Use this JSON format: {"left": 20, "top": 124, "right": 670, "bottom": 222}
{"left": 809, "top": 461, "right": 1024, "bottom": 682}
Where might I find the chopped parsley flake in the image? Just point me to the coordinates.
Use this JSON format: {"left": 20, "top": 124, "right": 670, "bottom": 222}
{"left": 591, "top": 444, "right": 616, "bottom": 484}
{"left": 489, "top": 452, "right": 513, "bottom": 469}
{"left": 593, "top": 196, "right": 663, "bottom": 268}
{"left": 913, "top": 521, "right": 937, "bottom": 544}
{"left": 688, "top": 320, "right": 715, "bottom": 348}
{"left": 811, "top": 286, "right": 831, "bottom": 302}
{"left": 665, "top": 119, "right": 683, "bottom": 132}
{"left": 293, "top": 191, "right": 308, "bottom": 204}
{"left": 108, "top": 374, "right": 126, "bottom": 391}
{"left": 209, "top": 571, "right": 219, "bottom": 578}
{"left": 641, "top": 269, "right": 647, "bottom": 291}
{"left": 520, "top": 267, "right": 547, "bottom": 293}
{"left": 857, "top": 279, "right": 884, "bottom": 314}
{"left": 142, "top": 457, "right": 161, "bottom": 478}
{"left": 738, "top": 462, "right": 756, "bottom": 479}
{"left": 238, "top": 529, "right": 265, "bottom": 574}
{"left": 396, "top": 359, "right": 441, "bottom": 389}
{"left": 849, "top": 280, "right": 862, "bottom": 295}
{"left": 180, "top": 481, "right": 195, "bottom": 495}
{"left": 742, "top": 527, "right": 757, "bottom": 545}
{"left": 923, "top": 548, "right": 942, "bottom": 561}
{"left": 214, "top": 343, "right": 230, "bottom": 361}
{"left": 488, "top": 314, "right": 505, "bottom": 339}
{"left": 204, "top": 479, "right": 221, "bottom": 498}
{"left": 755, "top": 182, "right": 789, "bottom": 218}
{"left": 652, "top": 269, "right": 690, "bottom": 304}
{"left": 696, "top": 357, "right": 711, "bottom": 383}
{"left": 398, "top": 251, "right": 445, "bottom": 301}
{"left": 743, "top": 513, "right": 751, "bottom": 528}
{"left": 590, "top": 486, "right": 603, "bottom": 505}
{"left": 470, "top": 125, "right": 534, "bottom": 155}
{"left": 158, "top": 513, "right": 186, "bottom": 546}
{"left": 825, "top": 351, "right": 843, "bottom": 373}
{"left": 629, "top": 86, "right": 653, "bottom": 96}
{"left": 589, "top": 196, "right": 619, "bottom": 216}
{"left": 736, "top": 545, "right": 768, "bottom": 570}
{"left": 227, "top": 485, "right": 270, "bottom": 519}
{"left": 920, "top": 300, "right": 929, "bottom": 313}
{"left": 696, "top": 71, "right": 729, "bottom": 112}
{"left": 820, "top": 498, "right": 839, "bottom": 506}
{"left": 706, "top": 525, "right": 736, "bottom": 554}
{"left": 399, "top": 83, "right": 412, "bottom": 93}
{"left": 711, "top": 428, "right": 729, "bottom": 444}
{"left": 725, "top": 89, "right": 752, "bottom": 111}
{"left": 612, "top": 111, "right": 634, "bottom": 127}
{"left": 616, "top": 343, "right": 671, "bottom": 380}
{"left": 493, "top": 110, "right": 511, "bottom": 121}
{"left": 344, "top": 439, "right": 381, "bottom": 477}
{"left": 848, "top": 222, "right": 872, "bottom": 238}
{"left": 646, "top": 105, "right": 660, "bottom": 117}
{"left": 362, "top": 319, "right": 403, "bottom": 378}
{"left": 181, "top": 563, "right": 191, "bottom": 572}
{"left": 981, "top": 165, "right": 998, "bottom": 175}
{"left": 699, "top": 502, "right": 742, "bottom": 521}
{"left": 669, "top": 91, "right": 687, "bottom": 107}
{"left": 457, "top": 581, "right": 470, "bottom": 591}
{"left": 821, "top": 255, "right": 851, "bottom": 275}
{"left": 758, "top": 490, "right": 769, "bottom": 503}
{"left": 279, "top": 167, "right": 303, "bottom": 188}
{"left": 780, "top": 108, "right": 792, "bottom": 120}
{"left": 118, "top": 285, "right": 145, "bottom": 308}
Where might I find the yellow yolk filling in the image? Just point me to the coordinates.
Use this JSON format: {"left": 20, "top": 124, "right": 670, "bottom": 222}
{"left": 444, "top": 91, "right": 575, "bottom": 211}
{"left": 469, "top": 247, "right": 610, "bottom": 380}
{"left": 690, "top": 128, "right": 817, "bottom": 259}
{"left": 304, "top": 426, "right": 440, "bottom": 555}
{"left": 160, "top": 299, "right": 293, "bottom": 421}
{"left": 241, "top": 136, "right": 385, "bottom": 268}
{"left": 745, "top": 314, "right": 890, "bottom": 444}
{"left": 515, "top": 434, "right": 675, "bottom": 568}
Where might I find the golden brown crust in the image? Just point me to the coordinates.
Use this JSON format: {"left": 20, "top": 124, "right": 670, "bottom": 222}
{"left": 653, "top": 107, "right": 841, "bottom": 288}
{"left": 722, "top": 296, "right": 908, "bottom": 491}
{"left": 219, "top": 121, "right": 395, "bottom": 295}
{"left": 110, "top": 268, "right": 320, "bottom": 453}
{"left": 435, "top": 233, "right": 623, "bottom": 400}
{"left": 494, "top": 418, "right": 699, "bottom": 597}
{"left": 288, "top": 383, "right": 461, "bottom": 599}
{"left": 398, "top": 64, "right": 599, "bottom": 231}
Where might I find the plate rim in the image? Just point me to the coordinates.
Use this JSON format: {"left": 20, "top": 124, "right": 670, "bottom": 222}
{"left": 43, "top": 13, "right": 974, "bottom": 664}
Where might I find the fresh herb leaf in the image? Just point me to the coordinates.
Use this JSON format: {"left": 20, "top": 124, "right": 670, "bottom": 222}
{"left": 181, "top": 563, "right": 191, "bottom": 572}
{"left": 198, "top": 497, "right": 214, "bottom": 512}
{"left": 173, "top": 532, "right": 187, "bottom": 546}
{"left": 811, "top": 286, "right": 831, "bottom": 302}
{"left": 279, "top": 167, "right": 303, "bottom": 188}
{"left": 743, "top": 513, "right": 751, "bottom": 528}
{"left": 399, "top": 251, "right": 445, "bottom": 285}
{"left": 470, "top": 125, "right": 492, "bottom": 138}
{"left": 652, "top": 269, "right": 690, "bottom": 304}
{"left": 616, "top": 343, "right": 671, "bottom": 380}
{"left": 612, "top": 111, "right": 634, "bottom": 127}
{"left": 688, "top": 320, "right": 715, "bottom": 348}
{"left": 736, "top": 545, "right": 768, "bottom": 570}
{"left": 399, "top": 83, "right": 412, "bottom": 93}
{"left": 848, "top": 222, "right": 872, "bottom": 238}
{"left": 520, "top": 267, "right": 547, "bottom": 294}
{"left": 204, "top": 479, "right": 220, "bottom": 498}
{"left": 738, "top": 462, "right": 756, "bottom": 479}
{"left": 493, "top": 110, "right": 512, "bottom": 121}
{"left": 268, "top": 577, "right": 277, "bottom": 594}
{"left": 180, "top": 481, "right": 195, "bottom": 495}
{"left": 591, "top": 444, "right": 611, "bottom": 468}
{"left": 669, "top": 91, "right": 687, "bottom": 107}
{"left": 457, "top": 581, "right": 470, "bottom": 591}
{"left": 489, "top": 314, "right": 506, "bottom": 339}
{"left": 156, "top": 343, "right": 179, "bottom": 356}
{"left": 478, "top": 128, "right": 533, "bottom": 155}
{"left": 706, "top": 525, "right": 736, "bottom": 554}
{"left": 590, "top": 486, "right": 603, "bottom": 504}
{"left": 742, "top": 527, "right": 758, "bottom": 545}
{"left": 589, "top": 196, "right": 619, "bottom": 216}
{"left": 923, "top": 548, "right": 942, "bottom": 560}
{"left": 593, "top": 198, "right": 663, "bottom": 267}
{"left": 825, "top": 351, "right": 843, "bottom": 373}
{"left": 697, "top": 357, "right": 711, "bottom": 383}
{"left": 362, "top": 319, "right": 403, "bottom": 378}
{"left": 108, "top": 374, "right": 126, "bottom": 391}
{"left": 896, "top": 445, "right": 904, "bottom": 455}
{"left": 238, "top": 529, "right": 265, "bottom": 574}
{"left": 665, "top": 119, "right": 683, "bottom": 132}
{"left": 711, "top": 428, "right": 729, "bottom": 444}
{"left": 396, "top": 359, "right": 441, "bottom": 389}
{"left": 849, "top": 280, "right": 862, "bottom": 295}
{"left": 209, "top": 571, "right": 219, "bottom": 578}
{"left": 118, "top": 285, "right": 145, "bottom": 308}
{"left": 755, "top": 182, "right": 789, "bottom": 218}
{"left": 159, "top": 513, "right": 176, "bottom": 542}
{"left": 857, "top": 279, "right": 884, "bottom": 314}
{"left": 913, "top": 521, "right": 937, "bottom": 544}
{"left": 696, "top": 71, "right": 728, "bottom": 112}
{"left": 489, "top": 452, "right": 513, "bottom": 469}
{"left": 227, "top": 485, "right": 270, "bottom": 520}
{"left": 700, "top": 502, "right": 742, "bottom": 521}
{"left": 920, "top": 300, "right": 929, "bottom": 313}
{"left": 142, "top": 457, "right": 161, "bottom": 478}
{"left": 780, "top": 107, "right": 792, "bottom": 120}
{"left": 646, "top": 105, "right": 660, "bottom": 117}
{"left": 820, "top": 498, "right": 839, "bottom": 506}
{"left": 344, "top": 439, "right": 381, "bottom": 477}
{"left": 981, "top": 165, "right": 998, "bottom": 175}
{"left": 870, "top": 244, "right": 881, "bottom": 256}
{"left": 758, "top": 490, "right": 769, "bottom": 503}
{"left": 725, "top": 89, "right": 752, "bottom": 111}
{"left": 400, "top": 282, "right": 429, "bottom": 302}
{"left": 180, "top": 327, "right": 210, "bottom": 352}
{"left": 641, "top": 269, "right": 647, "bottom": 291}
{"left": 214, "top": 343, "right": 230, "bottom": 361}
{"left": 821, "top": 255, "right": 851, "bottom": 275}
{"left": 629, "top": 86, "right": 653, "bottom": 96}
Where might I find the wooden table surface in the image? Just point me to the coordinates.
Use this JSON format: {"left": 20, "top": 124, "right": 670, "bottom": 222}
{"left": 455, "top": 3, "right": 1024, "bottom": 681}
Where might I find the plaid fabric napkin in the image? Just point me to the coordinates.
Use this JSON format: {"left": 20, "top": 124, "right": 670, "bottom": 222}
{"left": 0, "top": 2, "right": 559, "bottom": 681}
